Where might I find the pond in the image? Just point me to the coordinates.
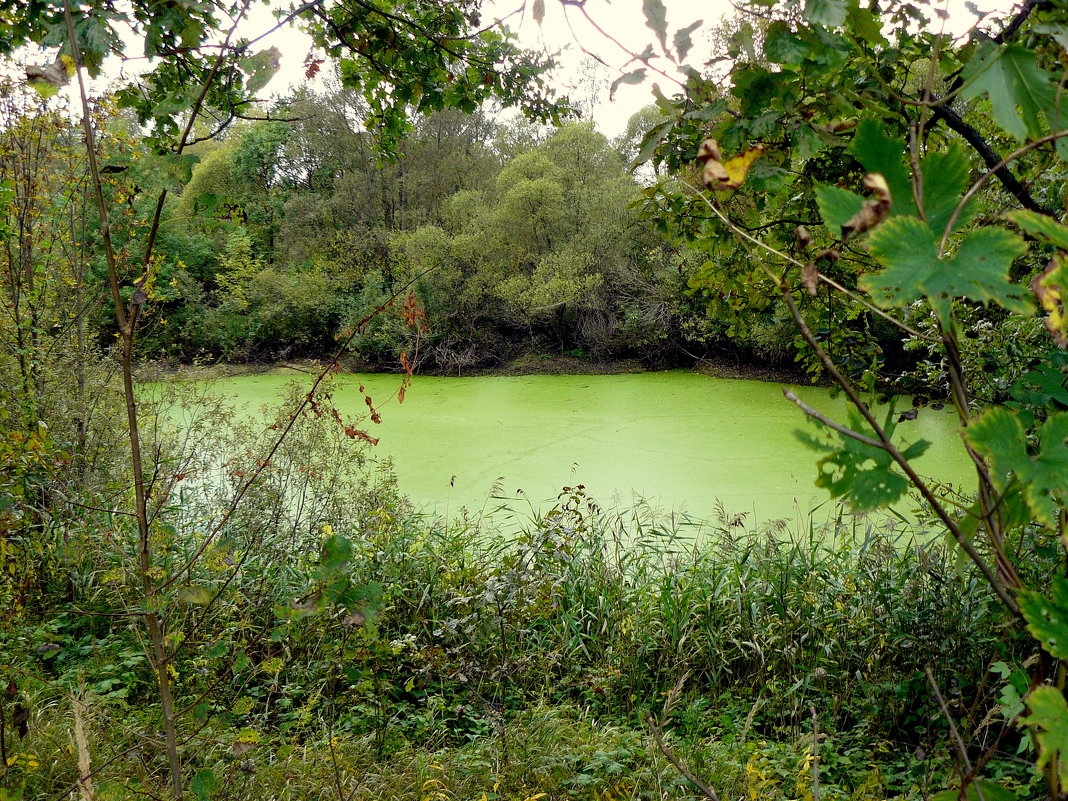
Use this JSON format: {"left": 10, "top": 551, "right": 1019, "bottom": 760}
{"left": 189, "top": 368, "right": 976, "bottom": 526}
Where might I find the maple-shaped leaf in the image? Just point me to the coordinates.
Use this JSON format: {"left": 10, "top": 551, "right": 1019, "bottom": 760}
{"left": 848, "top": 119, "right": 918, "bottom": 218}
{"left": 921, "top": 146, "right": 976, "bottom": 235}
{"left": 962, "top": 41, "right": 1058, "bottom": 141}
{"left": 1021, "top": 687, "right": 1068, "bottom": 789}
{"left": 796, "top": 406, "right": 929, "bottom": 511}
{"left": 864, "top": 218, "right": 1030, "bottom": 320}
{"left": 1019, "top": 576, "right": 1068, "bottom": 659}
{"left": 965, "top": 407, "right": 1068, "bottom": 527}
{"left": 814, "top": 183, "right": 864, "bottom": 231}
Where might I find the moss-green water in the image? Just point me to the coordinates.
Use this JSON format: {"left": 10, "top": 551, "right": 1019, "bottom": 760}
{"left": 184, "top": 368, "right": 975, "bottom": 524}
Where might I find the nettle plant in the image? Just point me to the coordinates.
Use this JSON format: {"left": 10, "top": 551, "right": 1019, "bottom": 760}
{"left": 625, "top": 0, "right": 1068, "bottom": 795}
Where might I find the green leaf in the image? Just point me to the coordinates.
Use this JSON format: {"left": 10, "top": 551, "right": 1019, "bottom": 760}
{"left": 642, "top": 0, "right": 669, "bottom": 52}
{"left": 1021, "top": 687, "right": 1068, "bottom": 788}
{"left": 28, "top": 81, "right": 59, "bottom": 99}
{"left": 793, "top": 125, "right": 829, "bottom": 162}
{"left": 177, "top": 585, "right": 214, "bottom": 605}
{"left": 673, "top": 20, "right": 702, "bottom": 62}
{"left": 803, "top": 0, "right": 848, "bottom": 27}
{"left": 160, "top": 152, "right": 200, "bottom": 186}
{"left": 191, "top": 768, "right": 216, "bottom": 801}
{"left": 204, "top": 642, "right": 228, "bottom": 659}
{"left": 631, "top": 119, "right": 674, "bottom": 168}
{"left": 1011, "top": 351, "right": 1068, "bottom": 410}
{"left": 763, "top": 21, "right": 808, "bottom": 66}
{"left": 239, "top": 46, "right": 281, "bottom": 95}
{"left": 846, "top": 4, "right": 885, "bottom": 46}
{"left": 1009, "top": 209, "right": 1068, "bottom": 250}
{"left": 1019, "top": 576, "right": 1068, "bottom": 659}
{"left": 728, "top": 23, "right": 757, "bottom": 62}
{"left": 796, "top": 405, "right": 929, "bottom": 511}
{"left": 864, "top": 218, "right": 1030, "bottom": 320}
{"left": 731, "top": 66, "right": 782, "bottom": 116}
{"left": 610, "top": 68, "right": 646, "bottom": 100}
{"left": 962, "top": 41, "right": 1057, "bottom": 141}
{"left": 318, "top": 534, "right": 353, "bottom": 576}
{"left": 814, "top": 183, "right": 864, "bottom": 232}
{"left": 966, "top": 408, "right": 1068, "bottom": 527}
{"left": 848, "top": 119, "right": 918, "bottom": 218}
{"left": 920, "top": 146, "right": 974, "bottom": 235}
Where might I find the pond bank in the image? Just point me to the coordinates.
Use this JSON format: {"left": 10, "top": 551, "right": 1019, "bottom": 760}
{"left": 144, "top": 351, "right": 816, "bottom": 386}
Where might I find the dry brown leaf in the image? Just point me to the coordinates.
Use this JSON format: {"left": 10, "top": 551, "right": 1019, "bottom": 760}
{"left": 841, "top": 173, "right": 891, "bottom": 241}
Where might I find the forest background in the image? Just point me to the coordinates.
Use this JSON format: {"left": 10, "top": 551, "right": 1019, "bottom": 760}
{"left": 2, "top": 0, "right": 1068, "bottom": 800}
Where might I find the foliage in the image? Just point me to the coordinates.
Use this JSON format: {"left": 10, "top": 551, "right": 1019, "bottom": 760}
{"left": 0, "top": 490, "right": 1036, "bottom": 799}
{"left": 629, "top": 0, "right": 1068, "bottom": 796}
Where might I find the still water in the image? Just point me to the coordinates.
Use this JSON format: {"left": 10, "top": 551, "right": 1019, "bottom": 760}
{"left": 187, "top": 368, "right": 975, "bottom": 525}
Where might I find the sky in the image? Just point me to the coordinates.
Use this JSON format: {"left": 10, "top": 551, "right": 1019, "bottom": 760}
{"left": 231, "top": 0, "right": 1023, "bottom": 137}
{"left": 22, "top": 0, "right": 1024, "bottom": 138}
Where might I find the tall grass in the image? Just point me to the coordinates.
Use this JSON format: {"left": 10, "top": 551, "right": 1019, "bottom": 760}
{"left": 5, "top": 483, "right": 1031, "bottom": 799}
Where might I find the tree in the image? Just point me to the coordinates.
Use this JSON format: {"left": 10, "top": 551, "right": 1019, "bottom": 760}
{"left": 612, "top": 0, "right": 1068, "bottom": 795}
{"left": 0, "top": 2, "right": 570, "bottom": 796}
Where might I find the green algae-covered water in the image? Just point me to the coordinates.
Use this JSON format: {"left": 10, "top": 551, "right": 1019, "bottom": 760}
{"left": 179, "top": 369, "right": 975, "bottom": 525}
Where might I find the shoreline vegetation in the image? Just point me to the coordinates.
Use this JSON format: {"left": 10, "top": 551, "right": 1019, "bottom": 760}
{"left": 145, "top": 351, "right": 821, "bottom": 388}
{"left": 4, "top": 0, "right": 1067, "bottom": 795}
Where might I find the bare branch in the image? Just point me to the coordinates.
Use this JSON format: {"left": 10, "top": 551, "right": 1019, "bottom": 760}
{"left": 646, "top": 714, "right": 721, "bottom": 801}
{"left": 783, "top": 389, "right": 885, "bottom": 449}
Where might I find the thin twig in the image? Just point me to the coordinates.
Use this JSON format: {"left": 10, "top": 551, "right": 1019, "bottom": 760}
{"left": 927, "top": 666, "right": 988, "bottom": 801}
{"left": 646, "top": 714, "right": 720, "bottom": 801}
{"left": 939, "top": 129, "right": 1068, "bottom": 254}
{"left": 783, "top": 390, "right": 885, "bottom": 449}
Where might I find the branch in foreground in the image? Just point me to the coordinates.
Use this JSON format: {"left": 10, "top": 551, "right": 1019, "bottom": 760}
{"left": 646, "top": 714, "right": 721, "bottom": 801}
{"left": 930, "top": 103, "right": 1055, "bottom": 218}
{"left": 783, "top": 389, "right": 884, "bottom": 450}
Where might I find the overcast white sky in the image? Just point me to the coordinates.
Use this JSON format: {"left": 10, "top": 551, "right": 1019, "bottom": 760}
{"left": 27, "top": 0, "right": 1022, "bottom": 138}
{"left": 234, "top": 0, "right": 1022, "bottom": 137}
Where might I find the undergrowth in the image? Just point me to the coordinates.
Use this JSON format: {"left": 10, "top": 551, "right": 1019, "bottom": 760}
{"left": 0, "top": 486, "right": 1039, "bottom": 800}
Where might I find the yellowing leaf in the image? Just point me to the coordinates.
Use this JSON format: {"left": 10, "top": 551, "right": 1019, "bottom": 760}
{"left": 720, "top": 147, "right": 765, "bottom": 189}
{"left": 1032, "top": 253, "right": 1068, "bottom": 347}
{"left": 698, "top": 138, "right": 764, "bottom": 190}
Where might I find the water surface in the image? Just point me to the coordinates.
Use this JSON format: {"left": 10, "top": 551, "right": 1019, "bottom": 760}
{"left": 192, "top": 369, "right": 975, "bottom": 525}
